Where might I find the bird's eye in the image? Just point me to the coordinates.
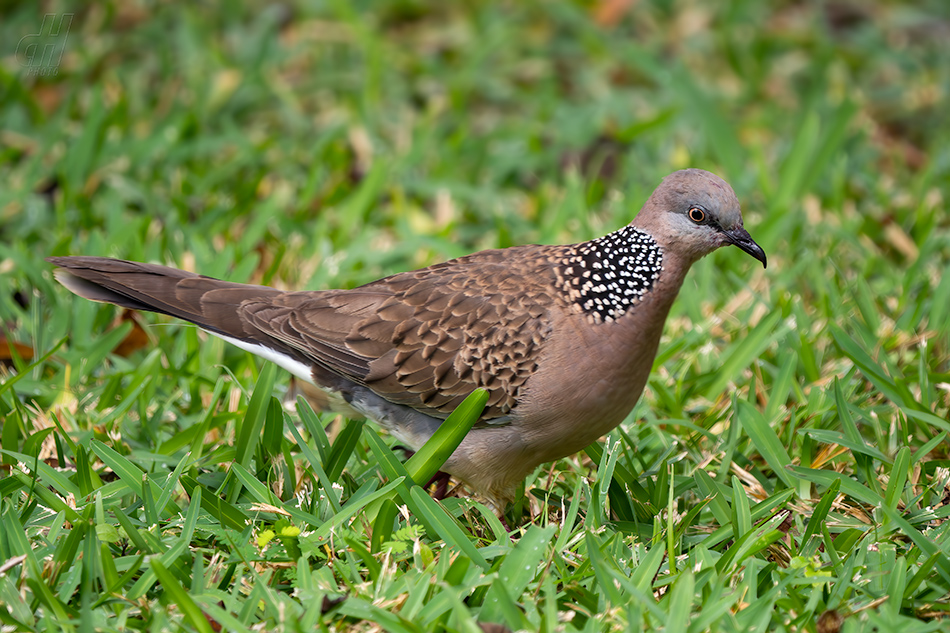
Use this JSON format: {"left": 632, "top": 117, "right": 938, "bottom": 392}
{"left": 688, "top": 207, "right": 706, "bottom": 223}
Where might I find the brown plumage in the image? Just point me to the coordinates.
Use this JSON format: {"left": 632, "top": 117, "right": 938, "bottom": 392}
{"left": 48, "top": 169, "right": 766, "bottom": 513}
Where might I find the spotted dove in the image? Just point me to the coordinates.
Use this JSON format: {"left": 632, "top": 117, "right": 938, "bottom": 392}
{"left": 48, "top": 169, "right": 766, "bottom": 513}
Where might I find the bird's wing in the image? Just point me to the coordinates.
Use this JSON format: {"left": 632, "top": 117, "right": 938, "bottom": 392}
{"left": 240, "top": 247, "right": 556, "bottom": 421}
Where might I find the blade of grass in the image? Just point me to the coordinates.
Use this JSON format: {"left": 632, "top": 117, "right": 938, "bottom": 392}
{"left": 800, "top": 478, "right": 841, "bottom": 556}
{"left": 737, "top": 400, "right": 793, "bottom": 489}
{"left": 150, "top": 559, "right": 215, "bottom": 633}
{"left": 180, "top": 476, "right": 248, "bottom": 532}
{"left": 234, "top": 362, "right": 276, "bottom": 468}
{"left": 404, "top": 389, "right": 487, "bottom": 486}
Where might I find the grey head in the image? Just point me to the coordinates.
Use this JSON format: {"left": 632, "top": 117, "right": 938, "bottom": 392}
{"left": 633, "top": 169, "right": 767, "bottom": 268}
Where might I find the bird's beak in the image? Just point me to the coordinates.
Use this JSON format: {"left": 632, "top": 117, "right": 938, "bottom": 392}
{"left": 724, "top": 227, "right": 767, "bottom": 268}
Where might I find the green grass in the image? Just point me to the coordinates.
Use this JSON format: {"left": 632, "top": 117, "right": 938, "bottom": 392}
{"left": 2, "top": 1, "right": 950, "bottom": 631}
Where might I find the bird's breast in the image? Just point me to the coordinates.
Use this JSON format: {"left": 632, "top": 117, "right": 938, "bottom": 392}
{"left": 510, "top": 302, "right": 669, "bottom": 462}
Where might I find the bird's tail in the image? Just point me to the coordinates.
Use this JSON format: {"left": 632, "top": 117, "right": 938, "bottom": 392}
{"left": 46, "top": 256, "right": 282, "bottom": 339}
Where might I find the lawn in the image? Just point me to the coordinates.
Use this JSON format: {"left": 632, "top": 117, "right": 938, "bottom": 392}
{"left": 1, "top": 1, "right": 949, "bottom": 631}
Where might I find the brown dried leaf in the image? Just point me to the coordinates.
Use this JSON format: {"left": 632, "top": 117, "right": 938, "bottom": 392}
{"left": 0, "top": 337, "right": 34, "bottom": 362}
{"left": 113, "top": 310, "right": 151, "bottom": 357}
{"left": 592, "top": 0, "right": 637, "bottom": 27}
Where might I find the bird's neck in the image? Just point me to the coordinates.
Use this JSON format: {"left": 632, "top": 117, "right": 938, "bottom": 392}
{"left": 553, "top": 225, "right": 664, "bottom": 324}
{"left": 611, "top": 247, "right": 694, "bottom": 383}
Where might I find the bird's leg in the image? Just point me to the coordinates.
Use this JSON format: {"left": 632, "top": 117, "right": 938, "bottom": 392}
{"left": 425, "top": 471, "right": 452, "bottom": 500}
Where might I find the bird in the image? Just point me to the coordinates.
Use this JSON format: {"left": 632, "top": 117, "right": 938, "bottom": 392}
{"left": 48, "top": 168, "right": 766, "bottom": 514}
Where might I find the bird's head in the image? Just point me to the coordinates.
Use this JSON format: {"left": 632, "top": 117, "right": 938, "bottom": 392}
{"left": 635, "top": 169, "right": 767, "bottom": 268}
